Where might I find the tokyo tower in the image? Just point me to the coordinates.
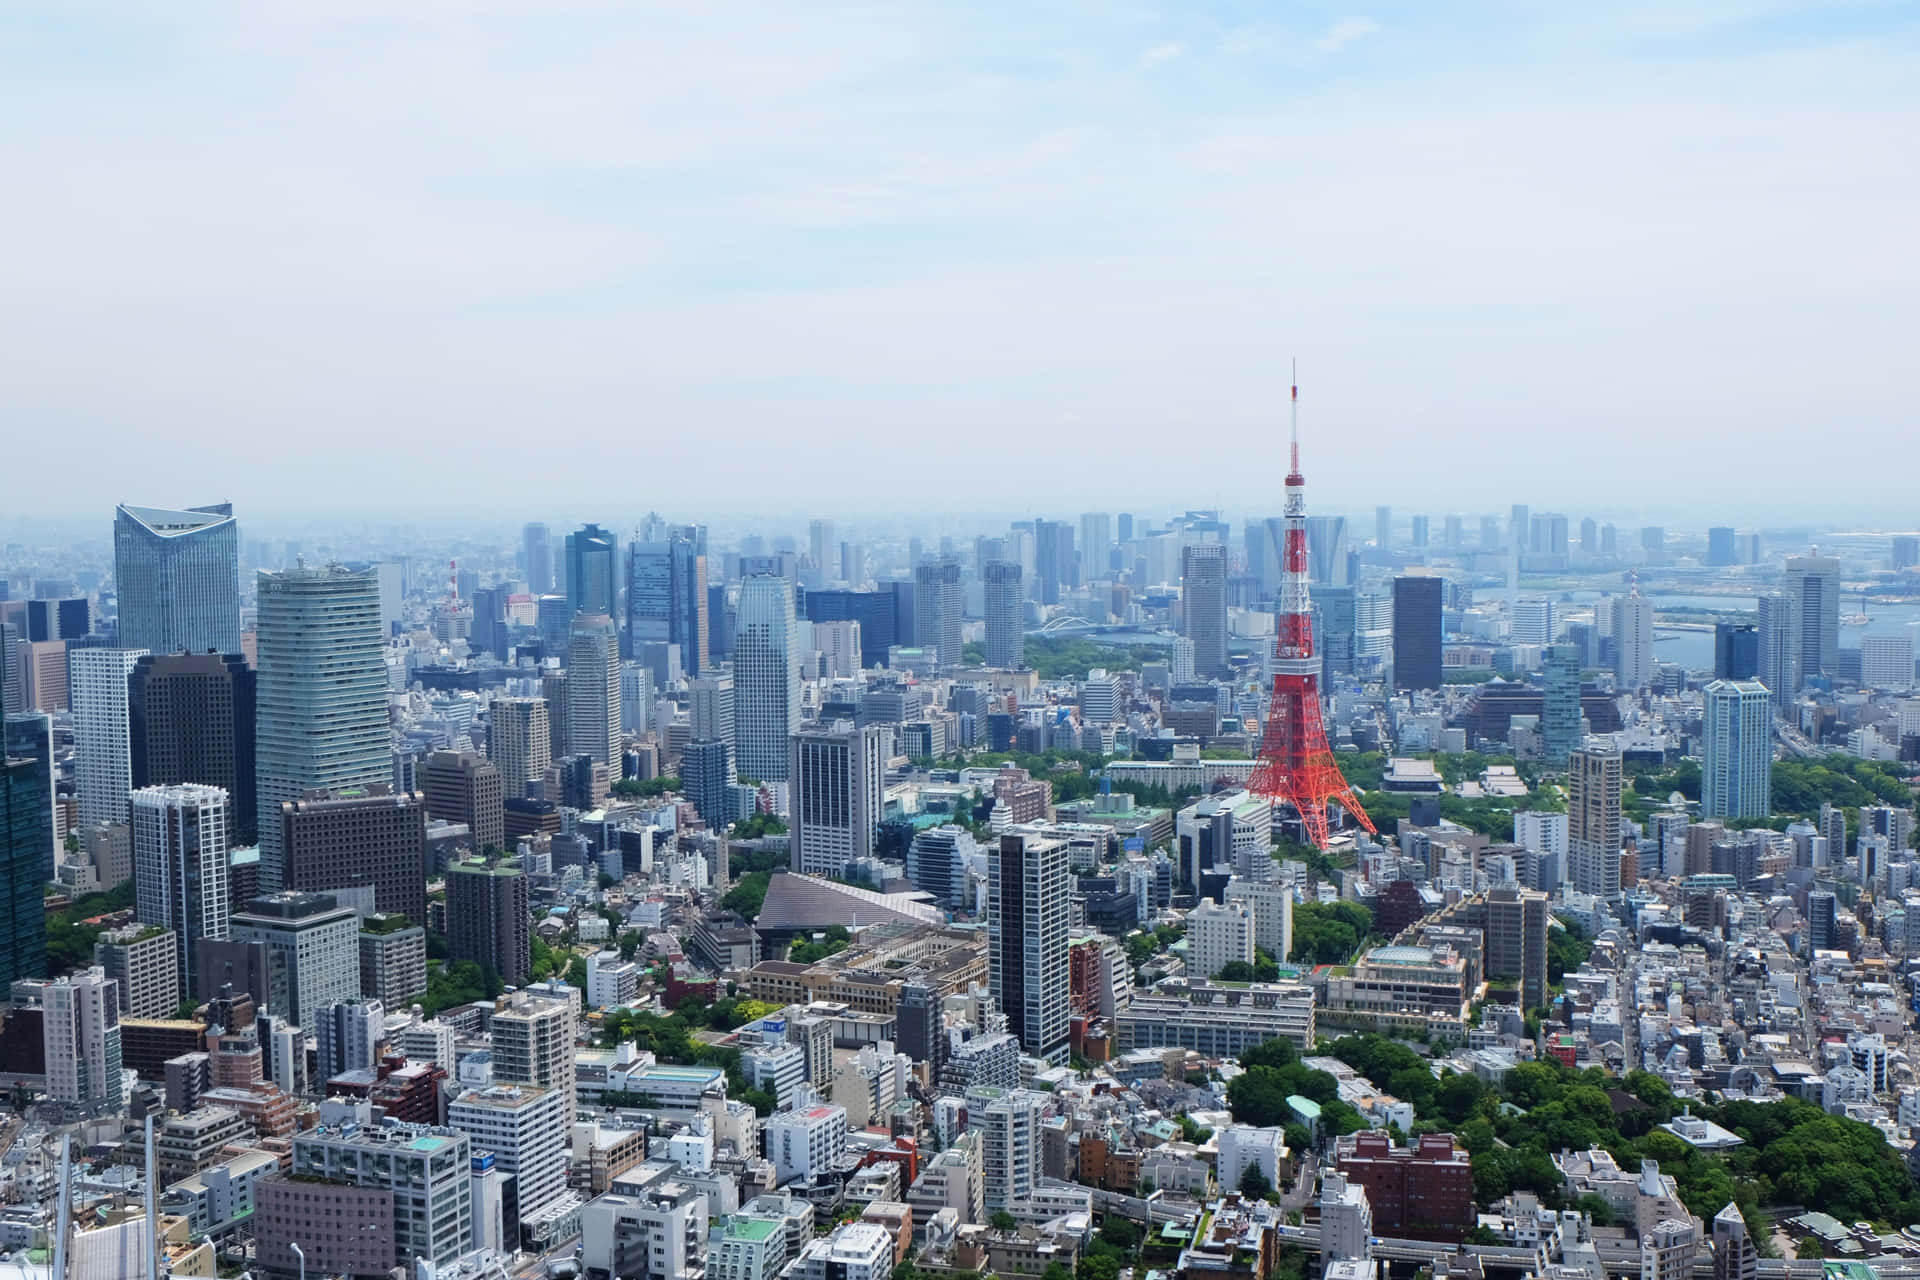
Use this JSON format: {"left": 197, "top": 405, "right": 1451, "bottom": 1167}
{"left": 1247, "top": 370, "right": 1377, "bottom": 849}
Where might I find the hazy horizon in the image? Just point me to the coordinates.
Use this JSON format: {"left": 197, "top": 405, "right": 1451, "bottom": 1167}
{"left": 4, "top": 2, "right": 1914, "bottom": 516}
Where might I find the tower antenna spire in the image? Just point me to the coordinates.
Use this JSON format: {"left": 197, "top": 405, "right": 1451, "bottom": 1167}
{"left": 1290, "top": 359, "right": 1300, "bottom": 476}
{"left": 1250, "top": 360, "right": 1376, "bottom": 849}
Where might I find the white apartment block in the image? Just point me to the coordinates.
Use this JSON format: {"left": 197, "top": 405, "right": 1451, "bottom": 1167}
{"left": 1187, "top": 899, "right": 1257, "bottom": 977}
{"left": 71, "top": 647, "right": 149, "bottom": 829}
{"left": 766, "top": 1102, "right": 848, "bottom": 1186}
{"left": 448, "top": 1084, "right": 570, "bottom": 1222}
{"left": 1224, "top": 879, "right": 1293, "bottom": 963}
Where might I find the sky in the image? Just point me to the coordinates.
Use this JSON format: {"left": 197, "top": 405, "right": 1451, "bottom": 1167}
{"left": 2, "top": 1, "right": 1915, "bottom": 523}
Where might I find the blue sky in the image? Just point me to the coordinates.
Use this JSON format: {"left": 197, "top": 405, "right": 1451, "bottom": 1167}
{"left": 2, "top": 1, "right": 1915, "bottom": 521}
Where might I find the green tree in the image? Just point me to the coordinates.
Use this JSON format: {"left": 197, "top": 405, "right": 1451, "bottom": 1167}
{"left": 990, "top": 1211, "right": 1018, "bottom": 1231}
{"left": 1238, "top": 1165, "right": 1274, "bottom": 1201}
{"left": 611, "top": 776, "right": 680, "bottom": 799}
{"left": 721, "top": 871, "right": 772, "bottom": 921}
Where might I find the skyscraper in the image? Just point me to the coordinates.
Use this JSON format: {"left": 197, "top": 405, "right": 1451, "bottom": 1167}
{"left": 422, "top": 750, "right": 505, "bottom": 854}
{"left": 131, "top": 783, "right": 232, "bottom": 997}
{"left": 488, "top": 697, "right": 552, "bottom": 801}
{"left": 113, "top": 502, "right": 241, "bottom": 656}
{"left": 1610, "top": 593, "right": 1654, "bottom": 692}
{"left": 1702, "top": 680, "right": 1772, "bottom": 822}
{"left": 681, "top": 675, "right": 730, "bottom": 752}
{"left": 1, "top": 744, "right": 51, "bottom": 985}
{"left": 988, "top": 830, "right": 1069, "bottom": 1064}
{"left": 490, "top": 989, "right": 578, "bottom": 1115}
{"left": 255, "top": 565, "right": 390, "bottom": 891}
{"left": 1410, "top": 515, "right": 1430, "bottom": 549}
{"left": 983, "top": 561, "right": 1023, "bottom": 670}
{"left": 523, "top": 522, "right": 553, "bottom": 595}
{"left": 1374, "top": 506, "right": 1391, "bottom": 550}
{"left": 564, "top": 523, "right": 618, "bottom": 620}
{"left": 1568, "top": 740, "right": 1622, "bottom": 898}
{"left": 1706, "top": 527, "right": 1737, "bottom": 567}
{"left": 228, "top": 891, "right": 360, "bottom": 1024}
{"left": 1078, "top": 513, "right": 1112, "bottom": 580}
{"left": 1782, "top": 552, "right": 1841, "bottom": 681}
{"left": 42, "top": 967, "right": 124, "bottom": 1111}
{"left": 1756, "top": 593, "right": 1798, "bottom": 705}
{"left": 4, "top": 713, "right": 55, "bottom": 881}
{"left": 789, "top": 722, "right": 887, "bottom": 877}
{"left": 282, "top": 786, "right": 428, "bottom": 924}
{"left": 1541, "top": 644, "right": 1582, "bottom": 766}
{"left": 734, "top": 574, "right": 799, "bottom": 781}
{"left": 681, "top": 739, "right": 735, "bottom": 828}
{"left": 448, "top": 856, "right": 530, "bottom": 987}
{"left": 914, "top": 557, "right": 964, "bottom": 673}
{"left": 129, "top": 651, "right": 257, "bottom": 845}
{"left": 1316, "top": 586, "right": 1357, "bottom": 683}
{"left": 1391, "top": 575, "right": 1443, "bottom": 691}
{"left": 1713, "top": 624, "right": 1759, "bottom": 681}
{"left": 1304, "top": 516, "right": 1350, "bottom": 587}
{"left": 625, "top": 531, "right": 708, "bottom": 676}
{"left": 71, "top": 647, "right": 149, "bottom": 829}
{"left": 808, "top": 519, "right": 835, "bottom": 588}
{"left": 565, "top": 613, "right": 622, "bottom": 773}
{"left": 1180, "top": 544, "right": 1228, "bottom": 679}
{"left": 1034, "top": 520, "right": 1076, "bottom": 602}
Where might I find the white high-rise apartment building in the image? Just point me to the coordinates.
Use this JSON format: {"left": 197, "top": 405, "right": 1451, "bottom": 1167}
{"left": 131, "top": 783, "right": 231, "bottom": 999}
{"left": 42, "top": 966, "right": 125, "bottom": 1110}
{"left": 449, "top": 1084, "right": 570, "bottom": 1223}
{"left": 314, "top": 998, "right": 386, "bottom": 1081}
{"left": 788, "top": 723, "right": 887, "bottom": 878}
{"left": 1318, "top": 1171, "right": 1372, "bottom": 1265}
{"left": 968, "top": 1086, "right": 1043, "bottom": 1214}
{"left": 1513, "top": 811, "right": 1569, "bottom": 858}
{"left": 1611, "top": 594, "right": 1654, "bottom": 691}
{"left": 1186, "top": 899, "right": 1256, "bottom": 977}
{"left": 71, "top": 647, "right": 149, "bottom": 829}
{"left": 488, "top": 697, "right": 552, "bottom": 800}
{"left": 256, "top": 565, "right": 390, "bottom": 890}
{"left": 1569, "top": 739, "right": 1623, "bottom": 898}
{"left": 1171, "top": 636, "right": 1196, "bottom": 683}
{"left": 734, "top": 574, "right": 799, "bottom": 781}
{"left": 567, "top": 612, "right": 622, "bottom": 773}
{"left": 491, "top": 990, "right": 578, "bottom": 1115}
{"left": 1225, "top": 879, "right": 1293, "bottom": 962}
{"left": 988, "top": 830, "right": 1069, "bottom": 1064}
{"left": 1702, "top": 680, "right": 1773, "bottom": 822}
{"left": 767, "top": 1101, "right": 848, "bottom": 1186}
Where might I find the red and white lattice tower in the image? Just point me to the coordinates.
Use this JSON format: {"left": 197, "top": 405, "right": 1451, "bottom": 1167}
{"left": 1247, "top": 371, "right": 1377, "bottom": 849}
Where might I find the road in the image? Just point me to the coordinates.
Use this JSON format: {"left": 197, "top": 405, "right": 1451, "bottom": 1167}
{"left": 510, "top": 1234, "right": 580, "bottom": 1280}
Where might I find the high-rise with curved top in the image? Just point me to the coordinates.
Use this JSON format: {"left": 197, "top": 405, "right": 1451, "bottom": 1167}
{"left": 114, "top": 503, "right": 240, "bottom": 656}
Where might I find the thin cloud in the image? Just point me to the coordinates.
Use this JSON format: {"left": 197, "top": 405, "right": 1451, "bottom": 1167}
{"left": 1316, "top": 17, "right": 1381, "bottom": 53}
{"left": 1141, "top": 42, "right": 1184, "bottom": 66}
